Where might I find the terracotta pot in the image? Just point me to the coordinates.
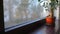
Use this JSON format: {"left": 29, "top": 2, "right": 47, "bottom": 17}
{"left": 46, "top": 16, "right": 55, "bottom": 25}
{"left": 46, "top": 17, "right": 53, "bottom": 24}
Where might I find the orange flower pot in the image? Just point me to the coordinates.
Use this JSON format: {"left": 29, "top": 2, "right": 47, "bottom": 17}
{"left": 46, "top": 17, "right": 54, "bottom": 25}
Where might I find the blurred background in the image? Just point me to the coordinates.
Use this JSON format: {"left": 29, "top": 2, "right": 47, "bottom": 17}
{"left": 3, "top": 0, "right": 59, "bottom": 33}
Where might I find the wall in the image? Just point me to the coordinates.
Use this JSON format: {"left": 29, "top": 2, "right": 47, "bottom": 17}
{"left": 54, "top": 6, "right": 59, "bottom": 32}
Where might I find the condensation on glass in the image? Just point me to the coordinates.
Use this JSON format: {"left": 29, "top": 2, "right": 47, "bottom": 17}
{"left": 4, "top": 0, "right": 49, "bottom": 29}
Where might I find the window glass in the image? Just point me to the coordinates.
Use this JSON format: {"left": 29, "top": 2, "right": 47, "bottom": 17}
{"left": 4, "top": 0, "right": 48, "bottom": 32}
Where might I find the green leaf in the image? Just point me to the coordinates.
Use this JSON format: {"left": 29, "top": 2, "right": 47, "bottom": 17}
{"left": 49, "top": 0, "right": 58, "bottom": 9}
{"left": 38, "top": 0, "right": 40, "bottom": 2}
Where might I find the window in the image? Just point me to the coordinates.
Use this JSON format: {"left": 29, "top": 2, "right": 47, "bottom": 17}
{"left": 4, "top": 0, "right": 48, "bottom": 32}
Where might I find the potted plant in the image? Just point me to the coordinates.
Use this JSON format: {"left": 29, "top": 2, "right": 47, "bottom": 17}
{"left": 38, "top": 0, "right": 58, "bottom": 25}
{"left": 46, "top": 0, "right": 58, "bottom": 25}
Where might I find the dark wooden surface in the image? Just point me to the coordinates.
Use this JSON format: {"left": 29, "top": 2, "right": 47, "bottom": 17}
{"left": 29, "top": 25, "right": 55, "bottom": 34}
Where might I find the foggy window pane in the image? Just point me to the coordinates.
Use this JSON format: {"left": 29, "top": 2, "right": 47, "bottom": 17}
{"left": 4, "top": 0, "right": 48, "bottom": 32}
